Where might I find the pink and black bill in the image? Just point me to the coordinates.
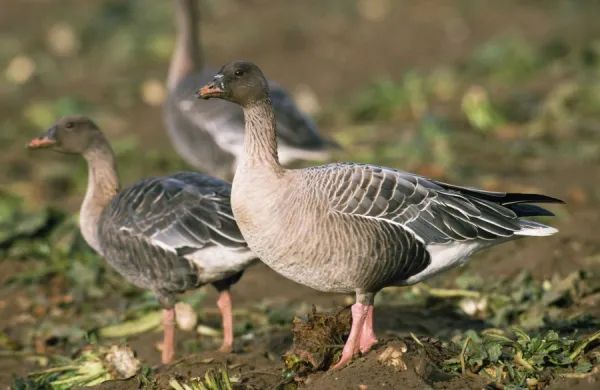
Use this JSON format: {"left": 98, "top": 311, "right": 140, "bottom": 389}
{"left": 196, "top": 74, "right": 225, "bottom": 99}
{"left": 27, "top": 126, "right": 57, "bottom": 149}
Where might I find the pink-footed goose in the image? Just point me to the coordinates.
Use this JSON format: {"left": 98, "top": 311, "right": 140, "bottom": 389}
{"left": 27, "top": 115, "right": 258, "bottom": 365}
{"left": 195, "top": 61, "right": 564, "bottom": 369}
{"left": 164, "top": 0, "right": 339, "bottom": 180}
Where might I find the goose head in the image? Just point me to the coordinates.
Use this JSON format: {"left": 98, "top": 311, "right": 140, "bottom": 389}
{"left": 196, "top": 61, "right": 270, "bottom": 107}
{"left": 27, "top": 115, "right": 103, "bottom": 154}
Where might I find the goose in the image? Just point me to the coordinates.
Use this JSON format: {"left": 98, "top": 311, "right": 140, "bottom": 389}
{"left": 27, "top": 115, "right": 258, "bottom": 365}
{"left": 195, "top": 61, "right": 565, "bottom": 369}
{"left": 163, "top": 0, "right": 340, "bottom": 180}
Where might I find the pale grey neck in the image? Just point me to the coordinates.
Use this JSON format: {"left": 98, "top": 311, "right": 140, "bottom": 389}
{"left": 80, "top": 144, "right": 120, "bottom": 254}
{"left": 241, "top": 99, "right": 282, "bottom": 171}
{"left": 167, "top": 0, "right": 202, "bottom": 90}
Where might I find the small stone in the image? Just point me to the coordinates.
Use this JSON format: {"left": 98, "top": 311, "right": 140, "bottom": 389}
{"left": 377, "top": 343, "right": 408, "bottom": 371}
{"left": 104, "top": 344, "right": 141, "bottom": 379}
{"left": 542, "top": 280, "right": 552, "bottom": 291}
{"left": 526, "top": 378, "right": 538, "bottom": 387}
{"left": 460, "top": 299, "right": 477, "bottom": 316}
{"left": 175, "top": 302, "right": 198, "bottom": 331}
{"left": 459, "top": 297, "right": 487, "bottom": 317}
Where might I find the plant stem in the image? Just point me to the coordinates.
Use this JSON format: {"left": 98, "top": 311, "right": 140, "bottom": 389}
{"left": 460, "top": 337, "right": 471, "bottom": 375}
{"left": 569, "top": 329, "right": 600, "bottom": 361}
{"left": 99, "top": 311, "right": 162, "bottom": 338}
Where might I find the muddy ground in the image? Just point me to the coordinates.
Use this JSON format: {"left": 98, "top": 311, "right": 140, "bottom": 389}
{"left": 1, "top": 1, "right": 600, "bottom": 389}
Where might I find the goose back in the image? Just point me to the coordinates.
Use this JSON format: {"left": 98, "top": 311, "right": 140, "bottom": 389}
{"left": 99, "top": 172, "right": 256, "bottom": 305}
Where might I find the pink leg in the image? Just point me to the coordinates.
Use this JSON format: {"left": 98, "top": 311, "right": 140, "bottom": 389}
{"left": 359, "top": 305, "right": 378, "bottom": 353}
{"left": 216, "top": 290, "right": 233, "bottom": 353}
{"left": 161, "top": 308, "right": 176, "bottom": 365}
{"left": 331, "top": 303, "right": 369, "bottom": 370}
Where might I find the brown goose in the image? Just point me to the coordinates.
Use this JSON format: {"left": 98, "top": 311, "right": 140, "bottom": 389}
{"left": 27, "top": 115, "right": 258, "bottom": 365}
{"left": 163, "top": 0, "right": 339, "bottom": 180}
{"left": 196, "top": 61, "right": 564, "bottom": 369}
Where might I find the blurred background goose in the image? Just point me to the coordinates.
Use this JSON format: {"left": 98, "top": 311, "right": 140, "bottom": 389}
{"left": 163, "top": 0, "right": 340, "bottom": 180}
{"left": 197, "top": 61, "right": 565, "bottom": 369}
{"left": 27, "top": 115, "right": 258, "bottom": 365}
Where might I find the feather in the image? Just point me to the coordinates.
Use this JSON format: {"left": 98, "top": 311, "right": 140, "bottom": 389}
{"left": 307, "top": 162, "right": 562, "bottom": 245}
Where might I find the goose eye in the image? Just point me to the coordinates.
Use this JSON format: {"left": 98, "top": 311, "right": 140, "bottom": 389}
{"left": 65, "top": 122, "right": 74, "bottom": 129}
{"left": 234, "top": 69, "right": 244, "bottom": 77}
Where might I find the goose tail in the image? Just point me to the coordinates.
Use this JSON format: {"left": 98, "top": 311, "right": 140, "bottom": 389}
{"left": 515, "top": 219, "right": 558, "bottom": 237}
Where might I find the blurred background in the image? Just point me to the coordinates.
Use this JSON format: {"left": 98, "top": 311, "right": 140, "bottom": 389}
{"left": 2, "top": 0, "right": 600, "bottom": 389}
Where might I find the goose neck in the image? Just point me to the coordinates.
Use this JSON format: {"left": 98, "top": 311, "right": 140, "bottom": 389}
{"left": 80, "top": 143, "right": 120, "bottom": 254}
{"left": 241, "top": 99, "right": 283, "bottom": 172}
{"left": 167, "top": 0, "right": 202, "bottom": 90}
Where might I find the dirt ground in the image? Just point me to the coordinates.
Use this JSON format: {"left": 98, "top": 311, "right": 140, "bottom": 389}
{"left": 2, "top": 1, "right": 600, "bottom": 389}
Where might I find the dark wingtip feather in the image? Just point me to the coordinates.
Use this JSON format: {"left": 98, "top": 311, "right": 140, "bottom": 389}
{"left": 501, "top": 193, "right": 565, "bottom": 205}
{"left": 509, "top": 203, "right": 556, "bottom": 217}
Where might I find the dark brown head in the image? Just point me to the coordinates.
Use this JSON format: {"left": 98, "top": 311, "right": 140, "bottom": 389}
{"left": 27, "top": 115, "right": 104, "bottom": 154}
{"left": 196, "top": 61, "right": 270, "bottom": 107}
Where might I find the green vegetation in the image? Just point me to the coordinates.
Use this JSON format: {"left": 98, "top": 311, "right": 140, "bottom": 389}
{"left": 169, "top": 369, "right": 236, "bottom": 390}
{"left": 443, "top": 328, "right": 600, "bottom": 389}
{"left": 13, "top": 345, "right": 141, "bottom": 390}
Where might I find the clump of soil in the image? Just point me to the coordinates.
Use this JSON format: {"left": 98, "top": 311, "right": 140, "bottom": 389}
{"left": 282, "top": 305, "right": 352, "bottom": 373}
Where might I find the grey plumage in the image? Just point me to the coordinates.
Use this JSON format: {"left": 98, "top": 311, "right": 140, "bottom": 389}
{"left": 315, "top": 163, "right": 560, "bottom": 244}
{"left": 99, "top": 172, "right": 255, "bottom": 306}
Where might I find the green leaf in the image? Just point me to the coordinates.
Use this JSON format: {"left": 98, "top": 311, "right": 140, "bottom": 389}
{"left": 14, "top": 210, "right": 50, "bottom": 236}
{"left": 544, "top": 330, "right": 560, "bottom": 342}
{"left": 464, "top": 329, "right": 483, "bottom": 344}
{"left": 504, "top": 362, "right": 516, "bottom": 380}
{"left": 487, "top": 343, "right": 502, "bottom": 363}
{"left": 530, "top": 336, "right": 543, "bottom": 354}
{"left": 574, "top": 361, "right": 593, "bottom": 374}
{"left": 504, "top": 385, "right": 528, "bottom": 390}
{"left": 512, "top": 328, "right": 531, "bottom": 343}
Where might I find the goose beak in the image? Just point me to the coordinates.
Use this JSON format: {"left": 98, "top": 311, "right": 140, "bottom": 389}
{"left": 196, "top": 76, "right": 225, "bottom": 100}
{"left": 27, "top": 126, "right": 57, "bottom": 149}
